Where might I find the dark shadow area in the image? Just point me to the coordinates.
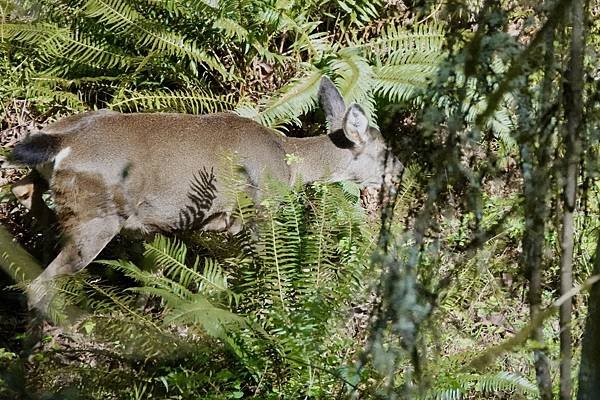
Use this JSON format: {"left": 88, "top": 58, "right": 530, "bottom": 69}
{"left": 175, "top": 167, "right": 218, "bottom": 231}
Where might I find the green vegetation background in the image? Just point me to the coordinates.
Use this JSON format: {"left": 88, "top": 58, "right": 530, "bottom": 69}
{"left": 0, "top": 0, "right": 599, "bottom": 399}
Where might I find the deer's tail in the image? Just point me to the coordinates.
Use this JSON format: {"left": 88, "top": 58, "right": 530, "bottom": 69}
{"left": 11, "top": 133, "right": 63, "bottom": 166}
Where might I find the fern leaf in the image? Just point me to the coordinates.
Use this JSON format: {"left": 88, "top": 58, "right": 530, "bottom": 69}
{"left": 242, "top": 66, "right": 323, "bottom": 128}
{"left": 110, "top": 88, "right": 236, "bottom": 113}
{"left": 163, "top": 293, "right": 243, "bottom": 337}
{"left": 145, "top": 0, "right": 218, "bottom": 14}
{"left": 332, "top": 48, "right": 376, "bottom": 123}
{"left": 214, "top": 17, "right": 249, "bottom": 41}
{"left": 24, "top": 83, "right": 87, "bottom": 111}
{"left": 145, "top": 235, "right": 232, "bottom": 298}
{"left": 373, "top": 54, "right": 441, "bottom": 102}
{"left": 475, "top": 371, "right": 536, "bottom": 394}
{"left": 0, "top": 22, "right": 66, "bottom": 44}
{"left": 45, "top": 32, "right": 132, "bottom": 70}
{"left": 82, "top": 0, "right": 228, "bottom": 76}
{"left": 362, "top": 22, "right": 445, "bottom": 61}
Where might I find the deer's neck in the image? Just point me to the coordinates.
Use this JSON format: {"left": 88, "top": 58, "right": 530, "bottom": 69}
{"left": 282, "top": 131, "right": 355, "bottom": 185}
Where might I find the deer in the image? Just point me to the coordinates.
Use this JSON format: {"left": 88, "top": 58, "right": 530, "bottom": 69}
{"left": 9, "top": 77, "right": 403, "bottom": 315}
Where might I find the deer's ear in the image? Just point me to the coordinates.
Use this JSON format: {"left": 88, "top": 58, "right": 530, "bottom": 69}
{"left": 318, "top": 76, "right": 346, "bottom": 133}
{"left": 343, "top": 104, "right": 370, "bottom": 145}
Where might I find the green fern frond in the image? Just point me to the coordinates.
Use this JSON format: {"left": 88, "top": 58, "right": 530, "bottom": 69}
{"left": 395, "top": 164, "right": 421, "bottom": 212}
{"left": 100, "top": 236, "right": 241, "bottom": 338}
{"left": 162, "top": 293, "right": 243, "bottom": 337}
{"left": 373, "top": 66, "right": 432, "bottom": 102}
{"left": 335, "top": 0, "right": 381, "bottom": 25}
{"left": 422, "top": 371, "right": 536, "bottom": 400}
{"left": 0, "top": 22, "right": 66, "bottom": 44}
{"left": 332, "top": 48, "right": 376, "bottom": 122}
{"left": 214, "top": 17, "right": 249, "bottom": 41}
{"left": 474, "top": 371, "right": 536, "bottom": 394}
{"left": 1, "top": 22, "right": 133, "bottom": 74}
{"left": 337, "top": 180, "right": 361, "bottom": 204}
{"left": 435, "top": 388, "right": 463, "bottom": 400}
{"left": 361, "top": 22, "right": 445, "bottom": 61}
{"left": 266, "top": 10, "right": 325, "bottom": 58}
{"left": 1, "top": 22, "right": 131, "bottom": 70}
{"left": 373, "top": 53, "right": 441, "bottom": 102}
{"left": 101, "top": 259, "right": 195, "bottom": 300}
{"left": 110, "top": 88, "right": 236, "bottom": 113}
{"left": 146, "top": 0, "right": 218, "bottom": 15}
{"left": 462, "top": 79, "right": 515, "bottom": 138}
{"left": 83, "top": 0, "right": 227, "bottom": 76}
{"left": 24, "top": 83, "right": 87, "bottom": 111}
{"left": 242, "top": 66, "right": 323, "bottom": 128}
{"left": 305, "top": 183, "right": 365, "bottom": 290}
{"left": 145, "top": 235, "right": 236, "bottom": 305}
{"left": 44, "top": 32, "right": 133, "bottom": 70}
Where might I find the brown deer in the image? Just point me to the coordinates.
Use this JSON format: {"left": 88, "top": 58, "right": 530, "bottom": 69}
{"left": 10, "top": 77, "right": 403, "bottom": 314}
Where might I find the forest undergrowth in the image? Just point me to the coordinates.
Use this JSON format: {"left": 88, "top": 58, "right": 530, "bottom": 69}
{"left": 0, "top": 0, "right": 599, "bottom": 399}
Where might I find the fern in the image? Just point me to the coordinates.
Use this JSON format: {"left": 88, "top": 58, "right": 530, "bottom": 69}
{"left": 110, "top": 88, "right": 236, "bottom": 113}
{"left": 145, "top": 0, "right": 219, "bottom": 14}
{"left": 361, "top": 22, "right": 446, "bottom": 61}
{"left": 23, "top": 81, "right": 87, "bottom": 111}
{"left": 475, "top": 371, "right": 536, "bottom": 394}
{"left": 93, "top": 235, "right": 242, "bottom": 340}
{"left": 373, "top": 59, "right": 441, "bottom": 102}
{"left": 214, "top": 17, "right": 250, "bottom": 41}
{"left": 45, "top": 33, "right": 132, "bottom": 70}
{"left": 144, "top": 235, "right": 233, "bottom": 300}
{"left": 254, "top": 183, "right": 302, "bottom": 310}
{"left": 235, "top": 22, "right": 446, "bottom": 128}
{"left": 239, "top": 66, "right": 323, "bottom": 128}
{"left": 82, "top": 0, "right": 228, "bottom": 76}
{"left": 162, "top": 293, "right": 243, "bottom": 337}
{"left": 2, "top": 3, "right": 447, "bottom": 129}
{"left": 1, "top": 23, "right": 133, "bottom": 70}
{"left": 421, "top": 371, "right": 536, "bottom": 399}
{"left": 332, "top": 48, "right": 376, "bottom": 121}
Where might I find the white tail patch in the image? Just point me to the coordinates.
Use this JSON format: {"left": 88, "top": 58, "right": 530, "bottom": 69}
{"left": 54, "top": 147, "right": 72, "bottom": 168}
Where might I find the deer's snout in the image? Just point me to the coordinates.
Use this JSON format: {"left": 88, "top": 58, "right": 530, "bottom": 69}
{"left": 384, "top": 156, "right": 403, "bottom": 184}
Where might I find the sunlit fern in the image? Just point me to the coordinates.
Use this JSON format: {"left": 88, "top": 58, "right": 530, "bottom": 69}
{"left": 82, "top": 0, "right": 228, "bottom": 77}
{"left": 241, "top": 22, "right": 447, "bottom": 128}
{"left": 2, "top": 2, "right": 448, "bottom": 125}
{"left": 420, "top": 371, "right": 537, "bottom": 400}
{"left": 110, "top": 88, "right": 237, "bottom": 113}
{"left": 98, "top": 238, "right": 242, "bottom": 337}
{"left": 236, "top": 66, "right": 323, "bottom": 128}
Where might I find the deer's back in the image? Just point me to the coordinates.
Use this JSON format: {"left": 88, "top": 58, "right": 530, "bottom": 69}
{"left": 48, "top": 111, "right": 291, "bottom": 231}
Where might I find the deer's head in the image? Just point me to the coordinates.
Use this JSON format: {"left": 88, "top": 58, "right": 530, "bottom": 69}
{"left": 318, "top": 77, "right": 403, "bottom": 190}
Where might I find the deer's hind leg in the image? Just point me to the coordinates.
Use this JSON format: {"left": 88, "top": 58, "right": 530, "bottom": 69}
{"left": 28, "top": 169, "right": 123, "bottom": 315}
{"left": 28, "top": 216, "right": 122, "bottom": 314}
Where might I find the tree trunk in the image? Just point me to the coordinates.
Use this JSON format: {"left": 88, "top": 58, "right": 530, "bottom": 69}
{"left": 559, "top": 0, "right": 585, "bottom": 398}
{"left": 577, "top": 235, "right": 600, "bottom": 399}
{"left": 517, "top": 20, "right": 557, "bottom": 398}
{"left": 520, "top": 138, "right": 553, "bottom": 399}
